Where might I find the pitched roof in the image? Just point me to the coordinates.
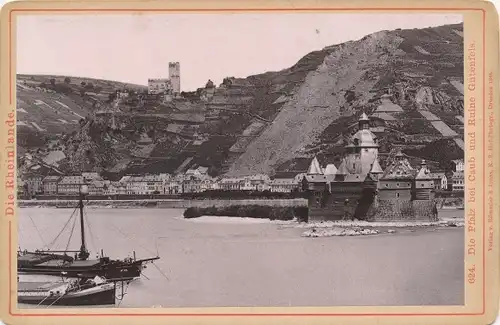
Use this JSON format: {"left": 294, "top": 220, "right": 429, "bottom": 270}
{"left": 307, "top": 157, "right": 323, "bottom": 175}
{"left": 324, "top": 164, "right": 338, "bottom": 175}
{"left": 381, "top": 157, "right": 416, "bottom": 180}
{"left": 336, "top": 159, "right": 350, "bottom": 175}
{"left": 304, "top": 174, "right": 329, "bottom": 183}
{"left": 42, "top": 176, "right": 61, "bottom": 182}
{"left": 271, "top": 178, "right": 297, "bottom": 185}
{"left": 58, "top": 176, "right": 86, "bottom": 184}
{"left": 274, "top": 171, "right": 300, "bottom": 179}
{"left": 359, "top": 112, "right": 370, "bottom": 121}
{"left": 370, "top": 159, "right": 384, "bottom": 174}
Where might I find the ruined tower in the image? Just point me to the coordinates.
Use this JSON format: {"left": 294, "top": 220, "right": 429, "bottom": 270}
{"left": 169, "top": 62, "right": 181, "bottom": 95}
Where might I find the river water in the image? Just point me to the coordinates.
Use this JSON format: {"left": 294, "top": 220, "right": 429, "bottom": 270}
{"left": 17, "top": 207, "right": 464, "bottom": 308}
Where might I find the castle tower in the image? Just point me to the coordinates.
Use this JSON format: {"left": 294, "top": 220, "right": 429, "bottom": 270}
{"left": 369, "top": 158, "right": 384, "bottom": 181}
{"left": 415, "top": 159, "right": 436, "bottom": 200}
{"left": 345, "top": 113, "right": 380, "bottom": 174}
{"left": 358, "top": 112, "right": 370, "bottom": 130}
{"left": 169, "top": 62, "right": 181, "bottom": 95}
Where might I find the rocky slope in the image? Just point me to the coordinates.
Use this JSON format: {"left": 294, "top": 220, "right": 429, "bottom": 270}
{"left": 19, "top": 23, "right": 464, "bottom": 178}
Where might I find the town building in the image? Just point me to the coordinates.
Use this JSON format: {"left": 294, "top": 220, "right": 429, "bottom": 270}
{"left": 431, "top": 172, "right": 447, "bottom": 190}
{"left": 17, "top": 178, "right": 27, "bottom": 198}
{"left": 182, "top": 175, "right": 202, "bottom": 193}
{"left": 270, "top": 178, "right": 297, "bottom": 193}
{"left": 107, "top": 181, "right": 127, "bottom": 195}
{"left": 82, "top": 172, "right": 102, "bottom": 181}
{"left": 88, "top": 179, "right": 106, "bottom": 196}
{"left": 144, "top": 174, "right": 169, "bottom": 194}
{"left": 57, "top": 176, "right": 88, "bottom": 195}
{"left": 302, "top": 113, "right": 439, "bottom": 222}
{"left": 451, "top": 171, "right": 465, "bottom": 191}
{"left": 166, "top": 175, "right": 184, "bottom": 194}
{"left": 240, "top": 174, "right": 271, "bottom": 191}
{"left": 452, "top": 159, "right": 465, "bottom": 172}
{"left": 200, "top": 178, "right": 215, "bottom": 192}
{"left": 122, "top": 174, "right": 169, "bottom": 195}
{"left": 185, "top": 166, "right": 209, "bottom": 178}
{"left": 42, "top": 176, "right": 61, "bottom": 195}
{"left": 23, "top": 173, "right": 44, "bottom": 196}
{"left": 219, "top": 177, "right": 243, "bottom": 191}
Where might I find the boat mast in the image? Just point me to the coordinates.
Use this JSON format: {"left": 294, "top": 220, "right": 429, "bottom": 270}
{"left": 78, "top": 185, "right": 90, "bottom": 261}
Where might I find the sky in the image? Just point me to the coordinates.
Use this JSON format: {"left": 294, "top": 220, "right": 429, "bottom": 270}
{"left": 16, "top": 13, "right": 463, "bottom": 91}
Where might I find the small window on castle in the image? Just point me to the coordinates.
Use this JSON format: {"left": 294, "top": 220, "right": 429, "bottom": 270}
{"left": 396, "top": 183, "right": 400, "bottom": 187}
{"left": 385, "top": 184, "right": 388, "bottom": 187}
{"left": 396, "top": 193, "right": 400, "bottom": 198}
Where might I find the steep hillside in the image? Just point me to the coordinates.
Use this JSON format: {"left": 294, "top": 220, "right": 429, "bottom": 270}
{"left": 16, "top": 74, "right": 146, "bottom": 171}
{"left": 16, "top": 74, "right": 146, "bottom": 138}
{"left": 227, "top": 23, "right": 464, "bottom": 175}
{"left": 21, "top": 23, "right": 464, "bottom": 178}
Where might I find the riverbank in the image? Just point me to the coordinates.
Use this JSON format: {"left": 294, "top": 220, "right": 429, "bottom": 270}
{"left": 184, "top": 205, "right": 308, "bottom": 221}
{"left": 18, "top": 198, "right": 308, "bottom": 209}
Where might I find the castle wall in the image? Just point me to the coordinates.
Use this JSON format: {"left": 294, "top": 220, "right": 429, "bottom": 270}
{"left": 367, "top": 197, "right": 438, "bottom": 221}
{"left": 413, "top": 188, "right": 435, "bottom": 200}
{"left": 378, "top": 188, "right": 412, "bottom": 200}
{"left": 308, "top": 182, "right": 376, "bottom": 222}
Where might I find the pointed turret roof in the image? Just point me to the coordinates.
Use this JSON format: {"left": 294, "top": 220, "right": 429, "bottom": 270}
{"left": 336, "top": 159, "right": 350, "bottom": 175}
{"left": 416, "top": 159, "right": 433, "bottom": 179}
{"left": 307, "top": 157, "right": 323, "bottom": 175}
{"left": 370, "top": 158, "right": 384, "bottom": 174}
{"left": 324, "top": 164, "right": 338, "bottom": 175}
{"left": 359, "top": 112, "right": 369, "bottom": 121}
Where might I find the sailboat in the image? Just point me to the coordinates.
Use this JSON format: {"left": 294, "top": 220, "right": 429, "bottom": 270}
{"left": 18, "top": 185, "right": 160, "bottom": 281}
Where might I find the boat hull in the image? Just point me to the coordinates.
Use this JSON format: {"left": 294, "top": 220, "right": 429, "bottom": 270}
{"left": 18, "top": 284, "right": 116, "bottom": 306}
{"left": 18, "top": 264, "right": 142, "bottom": 281}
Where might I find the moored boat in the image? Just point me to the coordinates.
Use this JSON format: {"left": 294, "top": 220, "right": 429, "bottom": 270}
{"left": 18, "top": 276, "right": 116, "bottom": 306}
{"left": 18, "top": 185, "right": 160, "bottom": 281}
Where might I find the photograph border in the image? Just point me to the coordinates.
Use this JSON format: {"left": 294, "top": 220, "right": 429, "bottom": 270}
{"left": 1, "top": 1, "right": 498, "bottom": 324}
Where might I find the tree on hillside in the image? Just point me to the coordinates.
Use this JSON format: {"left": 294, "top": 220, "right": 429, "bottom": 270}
{"left": 64, "top": 77, "right": 71, "bottom": 84}
{"left": 85, "top": 82, "right": 94, "bottom": 90}
{"left": 94, "top": 86, "right": 103, "bottom": 94}
{"left": 81, "top": 81, "right": 87, "bottom": 86}
{"left": 50, "top": 78, "right": 56, "bottom": 86}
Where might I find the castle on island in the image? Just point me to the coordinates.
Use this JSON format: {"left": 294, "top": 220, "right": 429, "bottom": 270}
{"left": 302, "top": 113, "right": 440, "bottom": 222}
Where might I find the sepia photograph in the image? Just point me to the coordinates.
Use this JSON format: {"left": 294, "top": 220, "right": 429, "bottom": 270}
{"left": 11, "top": 11, "right": 470, "bottom": 309}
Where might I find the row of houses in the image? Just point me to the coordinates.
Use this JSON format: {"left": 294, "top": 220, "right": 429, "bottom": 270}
{"left": 18, "top": 156, "right": 466, "bottom": 197}
{"left": 18, "top": 166, "right": 305, "bottom": 197}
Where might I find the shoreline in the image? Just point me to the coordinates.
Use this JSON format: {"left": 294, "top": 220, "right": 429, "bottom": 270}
{"left": 18, "top": 198, "right": 308, "bottom": 209}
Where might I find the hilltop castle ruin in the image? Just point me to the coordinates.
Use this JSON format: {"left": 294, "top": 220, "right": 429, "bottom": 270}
{"left": 148, "top": 61, "right": 181, "bottom": 96}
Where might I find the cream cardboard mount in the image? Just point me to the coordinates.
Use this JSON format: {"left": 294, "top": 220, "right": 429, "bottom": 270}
{"left": 0, "top": 1, "right": 499, "bottom": 325}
